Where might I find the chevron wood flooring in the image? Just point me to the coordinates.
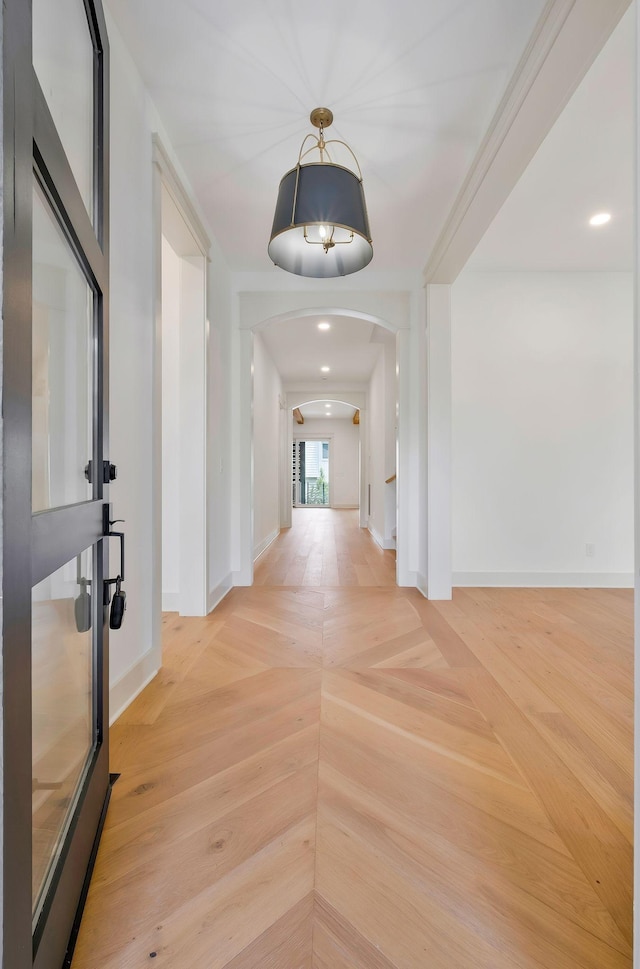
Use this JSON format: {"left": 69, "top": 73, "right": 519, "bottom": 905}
{"left": 253, "top": 507, "right": 397, "bottom": 586}
{"left": 72, "top": 514, "right": 633, "bottom": 968}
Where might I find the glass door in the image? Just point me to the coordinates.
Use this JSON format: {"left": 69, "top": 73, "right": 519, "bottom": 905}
{"left": 293, "top": 440, "right": 331, "bottom": 506}
{"left": 3, "top": 2, "right": 112, "bottom": 967}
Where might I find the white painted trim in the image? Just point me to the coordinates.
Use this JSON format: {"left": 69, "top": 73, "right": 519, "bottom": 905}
{"left": 416, "top": 572, "right": 429, "bottom": 599}
{"left": 633, "top": 8, "right": 639, "bottom": 960}
{"left": 332, "top": 504, "right": 359, "bottom": 509}
{"left": 279, "top": 397, "right": 292, "bottom": 530}
{"left": 399, "top": 570, "right": 419, "bottom": 590}
{"left": 424, "top": 0, "right": 631, "bottom": 284}
{"left": 425, "top": 285, "right": 452, "bottom": 600}
{"left": 453, "top": 572, "right": 634, "bottom": 589}
{"left": 368, "top": 524, "right": 396, "bottom": 551}
{"left": 254, "top": 528, "right": 280, "bottom": 562}
{"left": 292, "top": 432, "right": 334, "bottom": 439}
{"left": 287, "top": 391, "right": 366, "bottom": 410}
{"left": 231, "top": 570, "right": 252, "bottom": 587}
{"left": 237, "top": 293, "right": 410, "bottom": 332}
{"left": 152, "top": 135, "right": 211, "bottom": 258}
{"left": 162, "top": 592, "right": 179, "bottom": 612}
{"left": 150, "top": 139, "right": 164, "bottom": 703}
{"left": 109, "top": 652, "right": 159, "bottom": 725}
{"left": 178, "top": 254, "right": 209, "bottom": 616}
{"left": 152, "top": 135, "right": 212, "bottom": 659}
{"left": 208, "top": 574, "right": 233, "bottom": 614}
{"left": 234, "top": 328, "right": 254, "bottom": 586}
{"left": 395, "top": 328, "right": 412, "bottom": 586}
{"left": 359, "top": 409, "right": 368, "bottom": 529}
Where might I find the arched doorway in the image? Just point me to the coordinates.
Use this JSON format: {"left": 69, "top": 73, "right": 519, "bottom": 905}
{"left": 233, "top": 301, "right": 413, "bottom": 586}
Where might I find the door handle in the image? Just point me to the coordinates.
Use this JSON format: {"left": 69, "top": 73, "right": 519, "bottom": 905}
{"left": 103, "top": 506, "right": 127, "bottom": 628}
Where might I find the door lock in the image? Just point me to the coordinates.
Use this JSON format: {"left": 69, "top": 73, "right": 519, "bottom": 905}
{"left": 85, "top": 460, "right": 118, "bottom": 484}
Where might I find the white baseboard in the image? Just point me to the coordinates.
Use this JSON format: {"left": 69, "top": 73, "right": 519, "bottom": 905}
{"left": 368, "top": 525, "right": 396, "bottom": 551}
{"left": 110, "top": 648, "right": 160, "bottom": 725}
{"left": 396, "top": 568, "right": 418, "bottom": 589}
{"left": 208, "top": 573, "right": 232, "bottom": 614}
{"left": 453, "top": 571, "right": 634, "bottom": 589}
{"left": 413, "top": 571, "right": 452, "bottom": 599}
{"left": 162, "top": 591, "right": 179, "bottom": 612}
{"left": 254, "top": 528, "right": 280, "bottom": 562}
{"left": 231, "top": 568, "right": 252, "bottom": 587}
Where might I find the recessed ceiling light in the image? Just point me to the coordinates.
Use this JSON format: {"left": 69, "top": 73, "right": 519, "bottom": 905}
{"left": 321, "top": 366, "right": 330, "bottom": 372}
{"left": 589, "top": 212, "right": 611, "bottom": 226}
{"left": 324, "top": 403, "right": 331, "bottom": 408}
{"left": 318, "top": 322, "right": 331, "bottom": 331}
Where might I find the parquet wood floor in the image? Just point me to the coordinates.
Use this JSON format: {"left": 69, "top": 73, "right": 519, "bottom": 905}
{"left": 72, "top": 511, "right": 633, "bottom": 968}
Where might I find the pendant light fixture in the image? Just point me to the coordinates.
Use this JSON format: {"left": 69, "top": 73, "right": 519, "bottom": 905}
{"left": 268, "top": 108, "right": 373, "bottom": 278}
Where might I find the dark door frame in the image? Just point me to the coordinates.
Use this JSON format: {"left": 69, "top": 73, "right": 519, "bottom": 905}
{"left": 2, "top": 2, "right": 111, "bottom": 966}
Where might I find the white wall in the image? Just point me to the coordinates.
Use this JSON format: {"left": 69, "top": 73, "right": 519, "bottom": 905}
{"left": 451, "top": 271, "right": 634, "bottom": 585}
{"left": 207, "top": 235, "right": 233, "bottom": 608}
{"left": 294, "top": 418, "right": 360, "bottom": 507}
{"left": 107, "top": 9, "right": 158, "bottom": 710}
{"left": 252, "top": 333, "right": 283, "bottom": 558}
{"left": 634, "top": 9, "right": 639, "bottom": 959}
{"left": 368, "top": 350, "right": 385, "bottom": 540}
{"left": 161, "top": 236, "right": 180, "bottom": 603}
{"left": 367, "top": 334, "right": 397, "bottom": 549}
{"left": 105, "top": 5, "right": 233, "bottom": 717}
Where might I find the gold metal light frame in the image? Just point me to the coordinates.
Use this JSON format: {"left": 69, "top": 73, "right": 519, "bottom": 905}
{"left": 267, "top": 107, "right": 373, "bottom": 278}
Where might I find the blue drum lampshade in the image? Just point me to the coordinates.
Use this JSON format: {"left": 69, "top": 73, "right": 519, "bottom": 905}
{"left": 268, "top": 108, "right": 373, "bottom": 278}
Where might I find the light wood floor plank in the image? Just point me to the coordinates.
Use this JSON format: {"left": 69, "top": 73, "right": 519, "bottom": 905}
{"left": 71, "top": 510, "right": 632, "bottom": 969}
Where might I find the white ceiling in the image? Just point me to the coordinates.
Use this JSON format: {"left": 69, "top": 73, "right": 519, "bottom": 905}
{"left": 106, "top": 0, "right": 547, "bottom": 273}
{"left": 260, "top": 313, "right": 383, "bottom": 385}
{"left": 108, "top": 0, "right": 631, "bottom": 386}
{"left": 466, "top": 6, "right": 634, "bottom": 272}
{"left": 297, "top": 401, "right": 357, "bottom": 420}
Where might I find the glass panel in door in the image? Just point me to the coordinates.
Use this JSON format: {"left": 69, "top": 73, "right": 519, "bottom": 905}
{"left": 32, "top": 177, "right": 93, "bottom": 512}
{"left": 32, "top": 0, "right": 95, "bottom": 220}
{"left": 32, "top": 547, "right": 95, "bottom": 924}
{"left": 296, "top": 440, "right": 330, "bottom": 505}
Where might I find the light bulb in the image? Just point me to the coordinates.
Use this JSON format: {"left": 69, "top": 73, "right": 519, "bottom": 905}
{"left": 319, "top": 225, "right": 327, "bottom": 239}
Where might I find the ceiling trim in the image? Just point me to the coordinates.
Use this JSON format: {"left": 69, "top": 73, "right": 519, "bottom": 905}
{"left": 423, "top": 0, "right": 631, "bottom": 285}
{"left": 152, "top": 133, "right": 211, "bottom": 258}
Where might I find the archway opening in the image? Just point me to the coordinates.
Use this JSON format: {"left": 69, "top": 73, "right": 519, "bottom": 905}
{"left": 243, "top": 307, "right": 401, "bottom": 587}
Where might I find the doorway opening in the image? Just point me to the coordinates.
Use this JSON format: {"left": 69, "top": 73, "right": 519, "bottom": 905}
{"left": 242, "top": 307, "right": 408, "bottom": 587}
{"left": 293, "top": 439, "right": 330, "bottom": 507}
{"left": 154, "top": 137, "right": 211, "bottom": 623}
{"left": 160, "top": 192, "right": 207, "bottom": 615}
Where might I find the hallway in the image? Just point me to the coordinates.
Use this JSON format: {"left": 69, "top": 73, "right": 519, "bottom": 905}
{"left": 72, "top": 511, "right": 632, "bottom": 968}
